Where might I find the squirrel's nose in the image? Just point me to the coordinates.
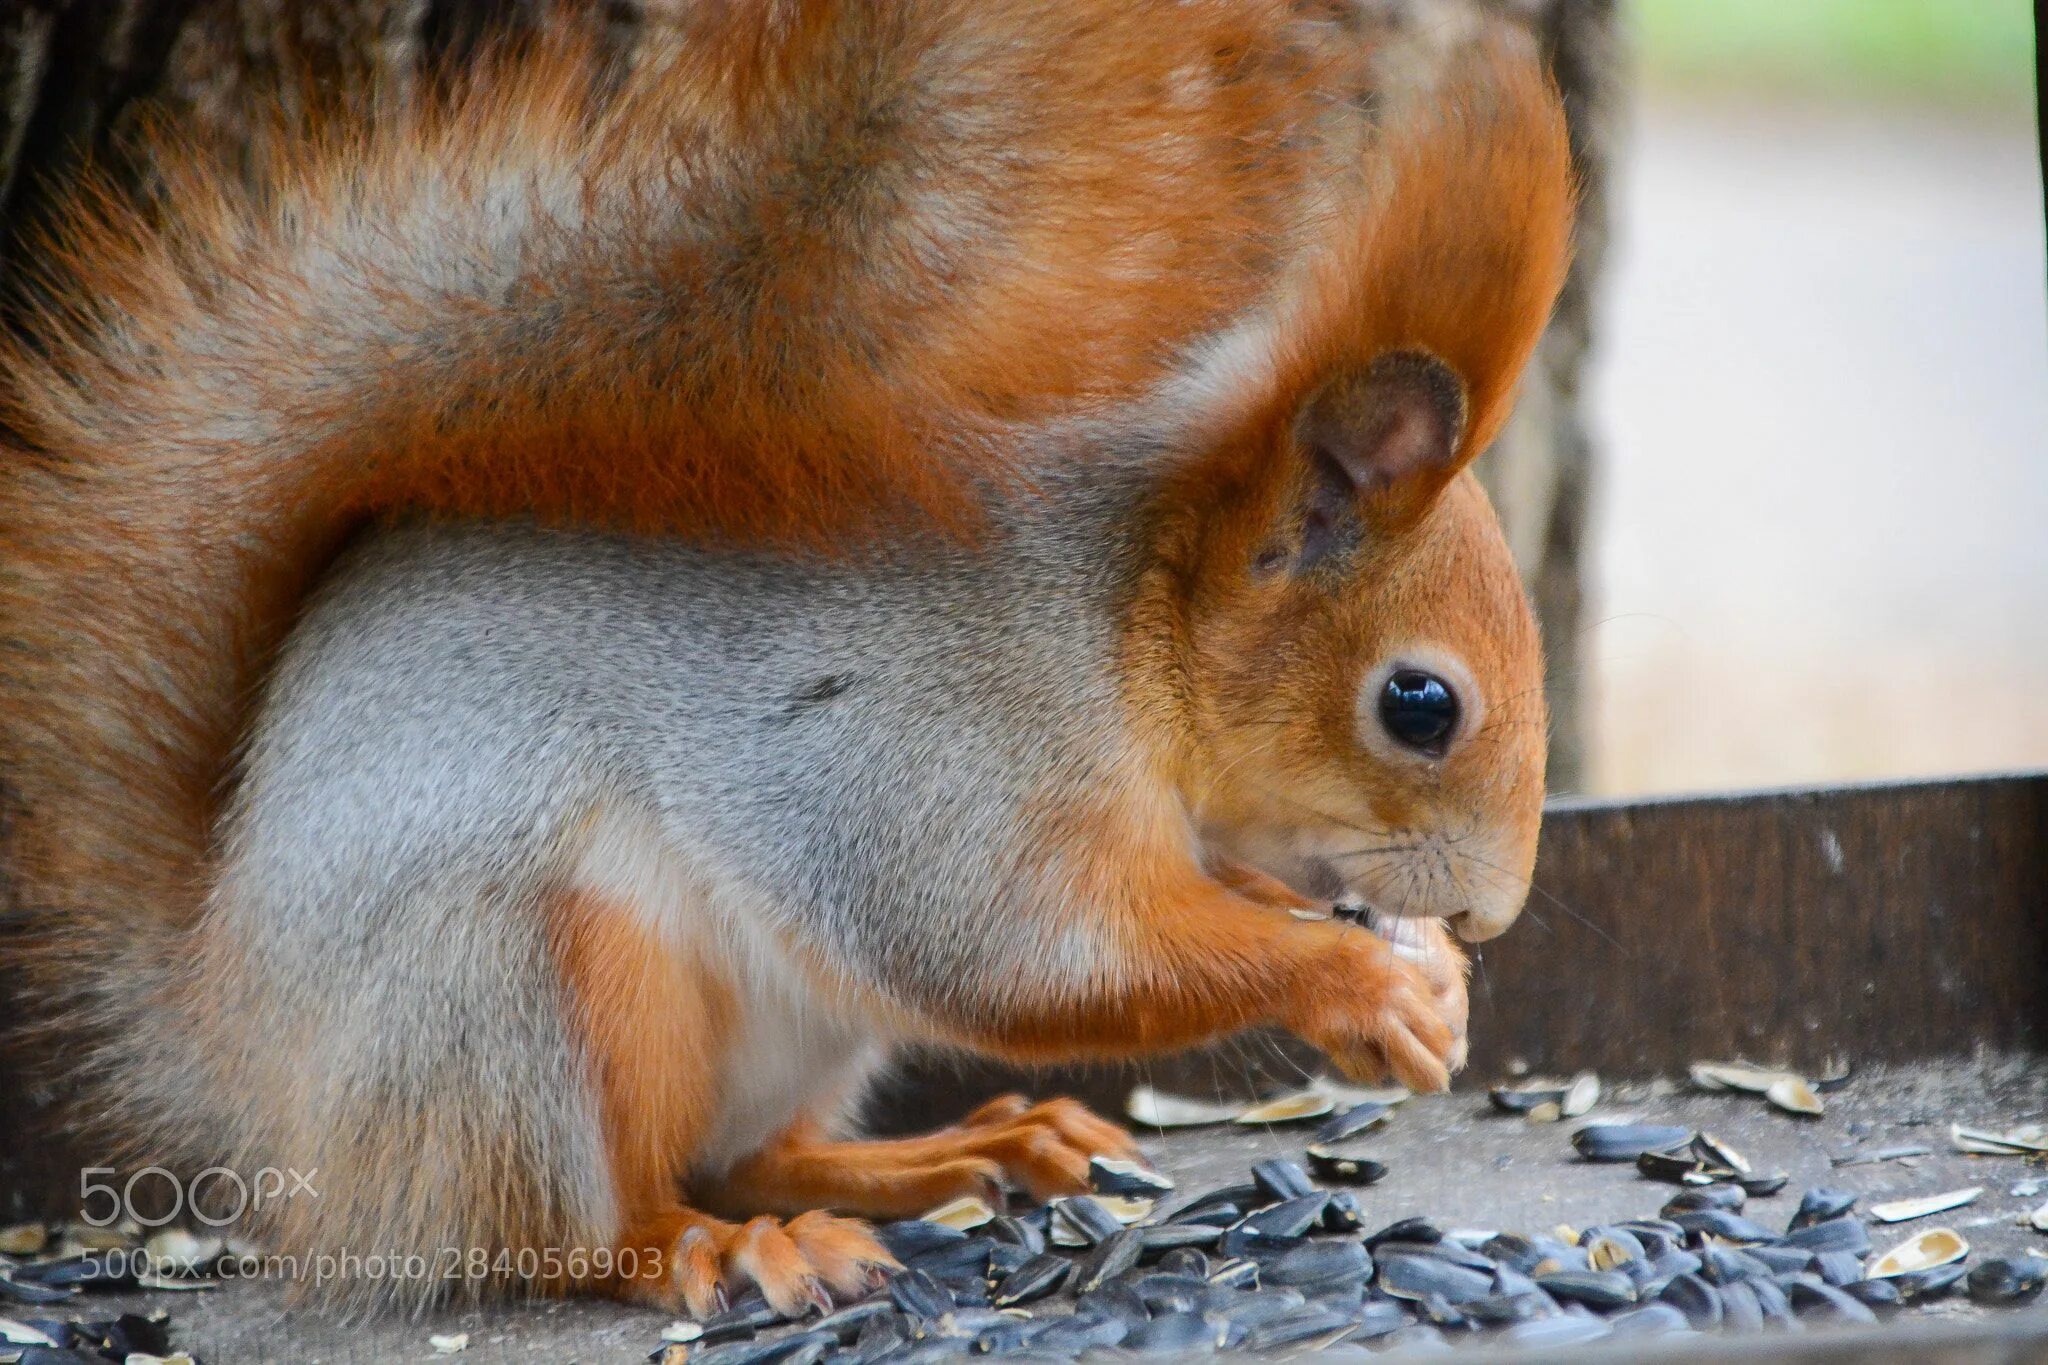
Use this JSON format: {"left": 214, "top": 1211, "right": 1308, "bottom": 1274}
{"left": 1450, "top": 900, "right": 1521, "bottom": 943}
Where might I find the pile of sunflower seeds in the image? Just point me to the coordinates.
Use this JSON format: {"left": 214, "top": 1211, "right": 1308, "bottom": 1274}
{"left": 655, "top": 1120, "right": 2047, "bottom": 1363}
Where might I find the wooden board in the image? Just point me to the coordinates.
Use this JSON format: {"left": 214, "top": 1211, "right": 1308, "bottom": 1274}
{"left": 871, "top": 772, "right": 2048, "bottom": 1127}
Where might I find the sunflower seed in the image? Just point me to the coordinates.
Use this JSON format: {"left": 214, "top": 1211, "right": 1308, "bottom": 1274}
{"left": 1786, "top": 1280, "right": 1879, "bottom": 1324}
{"left": 1657, "top": 1272, "right": 1722, "bottom": 1328}
{"left": 1072, "top": 1229, "right": 1144, "bottom": 1294}
{"left": 1088, "top": 1157, "right": 1173, "bottom": 1198}
{"left": 1250, "top": 1159, "right": 1317, "bottom": 1203}
{"left": 1049, "top": 1197, "right": 1124, "bottom": 1247}
{"left": 991, "top": 1253, "right": 1070, "bottom": 1307}
{"left": 875, "top": 1221, "right": 966, "bottom": 1262}
{"left": 1789, "top": 1188, "right": 1858, "bottom": 1230}
{"left": 1573, "top": 1124, "right": 1692, "bottom": 1162}
{"left": 1304, "top": 1145, "right": 1388, "bottom": 1186}
{"left": 1377, "top": 1253, "right": 1492, "bottom": 1304}
{"left": 1239, "top": 1194, "right": 1328, "bottom": 1239}
{"left": 1966, "top": 1257, "right": 2047, "bottom": 1305}
{"left": 1489, "top": 1079, "right": 1569, "bottom": 1115}
{"left": 1785, "top": 1217, "right": 1871, "bottom": 1257}
{"left": 1537, "top": 1269, "right": 1637, "bottom": 1308}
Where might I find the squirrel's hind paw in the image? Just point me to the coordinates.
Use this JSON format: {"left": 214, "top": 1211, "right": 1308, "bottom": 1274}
{"left": 618, "top": 1209, "right": 895, "bottom": 1320}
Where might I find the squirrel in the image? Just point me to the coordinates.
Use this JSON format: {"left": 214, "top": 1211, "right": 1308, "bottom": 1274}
{"left": 0, "top": 0, "right": 1571, "bottom": 1319}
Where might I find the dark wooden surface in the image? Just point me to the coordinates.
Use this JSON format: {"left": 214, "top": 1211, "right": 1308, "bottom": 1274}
{"left": 872, "top": 772, "right": 2048, "bottom": 1127}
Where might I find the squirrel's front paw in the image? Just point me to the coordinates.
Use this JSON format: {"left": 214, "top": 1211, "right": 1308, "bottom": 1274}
{"left": 1285, "top": 925, "right": 1469, "bottom": 1093}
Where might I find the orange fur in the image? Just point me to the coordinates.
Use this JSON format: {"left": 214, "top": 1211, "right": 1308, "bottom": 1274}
{"left": 0, "top": 0, "right": 1361, "bottom": 982}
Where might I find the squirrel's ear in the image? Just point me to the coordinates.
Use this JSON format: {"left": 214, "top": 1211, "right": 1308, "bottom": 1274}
{"left": 1290, "top": 350, "right": 1468, "bottom": 571}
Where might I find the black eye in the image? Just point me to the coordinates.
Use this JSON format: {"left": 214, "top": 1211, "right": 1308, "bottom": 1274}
{"left": 1378, "top": 669, "right": 1459, "bottom": 755}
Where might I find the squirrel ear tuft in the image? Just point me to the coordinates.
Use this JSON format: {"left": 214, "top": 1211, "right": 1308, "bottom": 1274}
{"left": 1291, "top": 350, "right": 1468, "bottom": 568}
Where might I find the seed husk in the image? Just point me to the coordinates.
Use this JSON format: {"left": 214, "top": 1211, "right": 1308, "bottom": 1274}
{"left": 1573, "top": 1124, "right": 1693, "bottom": 1162}
{"left": 1832, "top": 1144, "right": 1933, "bottom": 1167}
{"left": 2026, "top": 1202, "right": 2048, "bottom": 1232}
{"left": 1688, "top": 1061, "right": 1795, "bottom": 1094}
{"left": 921, "top": 1196, "right": 996, "bottom": 1231}
{"left": 0, "top": 1228, "right": 47, "bottom": 1258}
{"left": 1489, "top": 1079, "right": 1569, "bottom": 1115}
{"left": 1867, "top": 1227, "right": 1969, "bottom": 1279}
{"left": 1870, "top": 1187, "right": 1982, "bottom": 1223}
{"left": 1637, "top": 1149, "right": 1711, "bottom": 1185}
{"left": 1892, "top": 1262, "right": 1971, "bottom": 1301}
{"left": 1122, "top": 1086, "right": 1242, "bottom": 1128}
{"left": 1765, "top": 1076, "right": 1825, "bottom": 1117}
{"left": 1736, "top": 1171, "right": 1792, "bottom": 1197}
{"left": 1951, "top": 1123, "right": 2048, "bottom": 1156}
{"left": 1691, "top": 1132, "right": 1752, "bottom": 1174}
{"left": 1561, "top": 1071, "right": 1603, "bottom": 1118}
{"left": 1234, "top": 1090, "right": 1335, "bottom": 1126}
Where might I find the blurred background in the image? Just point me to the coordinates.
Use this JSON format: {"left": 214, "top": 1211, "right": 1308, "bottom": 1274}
{"left": 1586, "top": 0, "right": 2045, "bottom": 795}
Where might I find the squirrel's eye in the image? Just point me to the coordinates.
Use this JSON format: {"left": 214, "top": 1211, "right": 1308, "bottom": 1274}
{"left": 1378, "top": 669, "right": 1459, "bottom": 756}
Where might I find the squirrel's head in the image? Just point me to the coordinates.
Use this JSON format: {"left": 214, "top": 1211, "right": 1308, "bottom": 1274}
{"left": 1129, "top": 51, "right": 1572, "bottom": 946}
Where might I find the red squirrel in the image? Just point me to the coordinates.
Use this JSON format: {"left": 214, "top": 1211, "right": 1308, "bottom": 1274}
{"left": 0, "top": 0, "right": 1571, "bottom": 1318}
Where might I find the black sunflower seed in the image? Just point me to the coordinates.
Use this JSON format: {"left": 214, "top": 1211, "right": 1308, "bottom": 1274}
{"left": 1089, "top": 1156, "right": 1174, "bottom": 1199}
{"left": 1072, "top": 1228, "right": 1144, "bottom": 1294}
{"left": 1736, "top": 1171, "right": 1791, "bottom": 1197}
{"left": 1537, "top": 1269, "right": 1637, "bottom": 1309}
{"left": 1242, "top": 1303, "right": 1356, "bottom": 1352}
{"left": 1123, "top": 1310, "right": 1218, "bottom": 1355}
{"left": 1320, "top": 1192, "right": 1365, "bottom": 1232}
{"left": 1891, "top": 1263, "right": 1969, "bottom": 1303}
{"left": 886, "top": 1268, "right": 954, "bottom": 1320}
{"left": 1137, "top": 1222, "right": 1220, "bottom": 1257}
{"left": 1377, "top": 1253, "right": 1492, "bottom": 1304}
{"left": 1661, "top": 1185, "right": 1745, "bottom": 1217}
{"left": 1783, "top": 1217, "right": 1870, "bottom": 1256}
{"left": 1967, "top": 1258, "right": 2048, "bottom": 1306}
{"left": 1787, "top": 1279, "right": 1879, "bottom": 1324}
{"left": 1261, "top": 1240, "right": 1372, "bottom": 1293}
{"left": 1239, "top": 1193, "right": 1328, "bottom": 1239}
{"left": 1657, "top": 1272, "right": 1723, "bottom": 1329}
{"left": 1843, "top": 1277, "right": 1902, "bottom": 1309}
{"left": 991, "top": 1252, "right": 1070, "bottom": 1307}
{"left": 874, "top": 1220, "right": 967, "bottom": 1262}
{"left": 1315, "top": 1101, "right": 1394, "bottom": 1143}
{"left": 1368, "top": 1216, "right": 1444, "bottom": 1249}
{"left": 1573, "top": 1124, "right": 1693, "bottom": 1162}
{"left": 1670, "top": 1210, "right": 1778, "bottom": 1245}
{"left": 1250, "top": 1158, "right": 1317, "bottom": 1204}
{"left": 1718, "top": 1280, "right": 1766, "bottom": 1332}
{"left": 985, "top": 1216, "right": 1044, "bottom": 1256}
{"left": 1049, "top": 1196, "right": 1124, "bottom": 1247}
{"left": 1607, "top": 1301, "right": 1690, "bottom": 1337}
{"left": 1789, "top": 1187, "right": 1858, "bottom": 1230}
{"left": 1304, "top": 1145, "right": 1388, "bottom": 1186}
